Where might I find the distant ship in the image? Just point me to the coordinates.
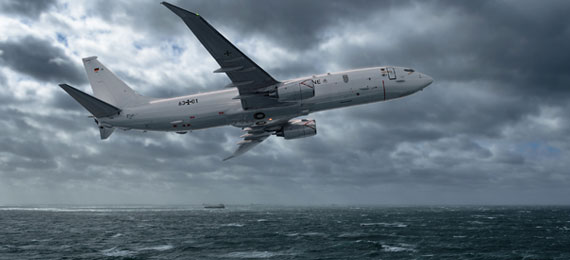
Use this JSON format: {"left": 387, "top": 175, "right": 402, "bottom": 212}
{"left": 203, "top": 204, "right": 225, "bottom": 209}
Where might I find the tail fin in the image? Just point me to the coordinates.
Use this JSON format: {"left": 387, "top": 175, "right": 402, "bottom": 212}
{"left": 82, "top": 56, "right": 150, "bottom": 108}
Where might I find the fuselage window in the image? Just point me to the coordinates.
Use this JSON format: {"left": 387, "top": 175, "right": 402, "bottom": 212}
{"left": 343, "top": 74, "right": 349, "bottom": 83}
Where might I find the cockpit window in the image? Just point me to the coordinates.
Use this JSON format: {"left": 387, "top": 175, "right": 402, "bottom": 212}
{"left": 403, "top": 68, "right": 415, "bottom": 73}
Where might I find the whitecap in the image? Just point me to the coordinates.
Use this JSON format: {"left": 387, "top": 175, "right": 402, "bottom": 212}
{"left": 360, "top": 222, "right": 382, "bottom": 226}
{"left": 222, "top": 223, "right": 245, "bottom": 227}
{"left": 382, "top": 245, "right": 416, "bottom": 252}
{"left": 138, "top": 245, "right": 173, "bottom": 251}
{"left": 355, "top": 240, "right": 381, "bottom": 245}
{"left": 111, "top": 233, "right": 122, "bottom": 238}
{"left": 220, "top": 251, "right": 294, "bottom": 258}
{"left": 101, "top": 247, "right": 134, "bottom": 257}
{"left": 257, "top": 219, "right": 268, "bottom": 222}
{"left": 338, "top": 232, "right": 365, "bottom": 238}
{"left": 360, "top": 222, "right": 408, "bottom": 228}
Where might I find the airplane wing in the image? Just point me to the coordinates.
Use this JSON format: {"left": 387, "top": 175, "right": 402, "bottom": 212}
{"left": 223, "top": 117, "right": 294, "bottom": 161}
{"left": 162, "top": 2, "right": 281, "bottom": 110}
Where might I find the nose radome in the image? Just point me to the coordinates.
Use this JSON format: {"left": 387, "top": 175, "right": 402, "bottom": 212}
{"left": 423, "top": 74, "right": 433, "bottom": 87}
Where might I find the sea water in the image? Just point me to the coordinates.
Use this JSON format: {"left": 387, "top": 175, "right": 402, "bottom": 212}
{"left": 1, "top": 205, "right": 569, "bottom": 259}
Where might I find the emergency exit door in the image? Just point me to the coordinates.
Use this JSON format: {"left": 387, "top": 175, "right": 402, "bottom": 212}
{"left": 386, "top": 67, "right": 396, "bottom": 80}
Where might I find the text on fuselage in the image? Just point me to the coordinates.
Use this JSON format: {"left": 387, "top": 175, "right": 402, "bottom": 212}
{"left": 178, "top": 98, "right": 199, "bottom": 106}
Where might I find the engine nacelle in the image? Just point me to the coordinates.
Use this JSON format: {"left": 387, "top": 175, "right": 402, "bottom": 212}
{"left": 276, "top": 79, "right": 315, "bottom": 102}
{"left": 276, "top": 119, "right": 317, "bottom": 140}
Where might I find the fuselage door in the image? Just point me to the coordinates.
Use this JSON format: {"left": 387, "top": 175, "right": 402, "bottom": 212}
{"left": 386, "top": 67, "right": 397, "bottom": 80}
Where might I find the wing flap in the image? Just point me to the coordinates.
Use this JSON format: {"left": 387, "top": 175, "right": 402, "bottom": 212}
{"left": 223, "top": 116, "right": 297, "bottom": 160}
{"left": 223, "top": 135, "right": 269, "bottom": 161}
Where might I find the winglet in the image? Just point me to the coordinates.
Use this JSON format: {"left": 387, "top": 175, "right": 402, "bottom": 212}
{"left": 161, "top": 2, "right": 199, "bottom": 17}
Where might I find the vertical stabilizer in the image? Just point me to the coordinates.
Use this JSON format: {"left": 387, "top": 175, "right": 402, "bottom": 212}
{"left": 82, "top": 56, "right": 149, "bottom": 108}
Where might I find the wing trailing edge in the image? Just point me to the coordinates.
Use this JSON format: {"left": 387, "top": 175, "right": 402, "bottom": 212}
{"left": 223, "top": 135, "right": 269, "bottom": 161}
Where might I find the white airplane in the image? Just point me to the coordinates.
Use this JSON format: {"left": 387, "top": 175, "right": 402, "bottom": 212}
{"left": 60, "top": 2, "right": 433, "bottom": 160}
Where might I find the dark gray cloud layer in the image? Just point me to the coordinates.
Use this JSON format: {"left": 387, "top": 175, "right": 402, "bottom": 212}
{"left": 0, "top": 0, "right": 56, "bottom": 18}
{"left": 0, "top": 0, "right": 569, "bottom": 205}
{"left": 0, "top": 36, "right": 86, "bottom": 85}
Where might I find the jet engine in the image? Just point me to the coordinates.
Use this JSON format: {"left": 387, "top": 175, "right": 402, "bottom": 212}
{"left": 276, "top": 79, "right": 315, "bottom": 101}
{"left": 276, "top": 119, "right": 317, "bottom": 139}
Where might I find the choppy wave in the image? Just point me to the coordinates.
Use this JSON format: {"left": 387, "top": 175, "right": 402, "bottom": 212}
{"left": 338, "top": 232, "right": 366, "bottom": 238}
{"left": 382, "top": 245, "right": 417, "bottom": 252}
{"left": 360, "top": 222, "right": 408, "bottom": 228}
{"left": 2, "top": 206, "right": 570, "bottom": 259}
{"left": 138, "top": 245, "right": 174, "bottom": 251}
{"left": 221, "top": 223, "right": 245, "bottom": 227}
{"left": 219, "top": 251, "right": 296, "bottom": 258}
{"left": 0, "top": 206, "right": 200, "bottom": 212}
{"left": 101, "top": 244, "right": 173, "bottom": 257}
{"left": 101, "top": 247, "right": 134, "bottom": 257}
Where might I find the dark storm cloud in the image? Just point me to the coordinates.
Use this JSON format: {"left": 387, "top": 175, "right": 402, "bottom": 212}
{"left": 328, "top": 1, "right": 570, "bottom": 99}
{"left": 80, "top": 0, "right": 570, "bottom": 90}
{"left": 0, "top": 71, "right": 5, "bottom": 85}
{"left": 50, "top": 90, "right": 87, "bottom": 112}
{"left": 84, "top": 0, "right": 413, "bottom": 79}
{"left": 0, "top": 0, "right": 56, "bottom": 18}
{"left": 0, "top": 109, "right": 58, "bottom": 174}
{"left": 0, "top": 36, "right": 86, "bottom": 85}
{"left": 88, "top": 0, "right": 408, "bottom": 50}
{"left": 1, "top": 0, "right": 570, "bottom": 205}
{"left": 167, "top": 0, "right": 408, "bottom": 51}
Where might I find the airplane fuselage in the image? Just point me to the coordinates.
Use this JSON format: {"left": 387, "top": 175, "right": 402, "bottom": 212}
{"left": 59, "top": 2, "right": 434, "bottom": 159}
{"left": 101, "top": 66, "right": 432, "bottom": 132}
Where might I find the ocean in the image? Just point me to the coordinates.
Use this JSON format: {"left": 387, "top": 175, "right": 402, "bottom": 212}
{"left": 1, "top": 206, "right": 569, "bottom": 259}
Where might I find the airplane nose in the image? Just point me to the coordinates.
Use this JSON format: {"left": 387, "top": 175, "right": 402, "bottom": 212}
{"left": 422, "top": 74, "right": 433, "bottom": 88}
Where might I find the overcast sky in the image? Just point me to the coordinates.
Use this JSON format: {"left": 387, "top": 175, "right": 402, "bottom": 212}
{"left": 0, "top": 0, "right": 569, "bottom": 205}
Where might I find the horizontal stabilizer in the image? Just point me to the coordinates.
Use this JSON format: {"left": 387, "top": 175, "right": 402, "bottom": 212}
{"left": 59, "top": 84, "right": 121, "bottom": 118}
